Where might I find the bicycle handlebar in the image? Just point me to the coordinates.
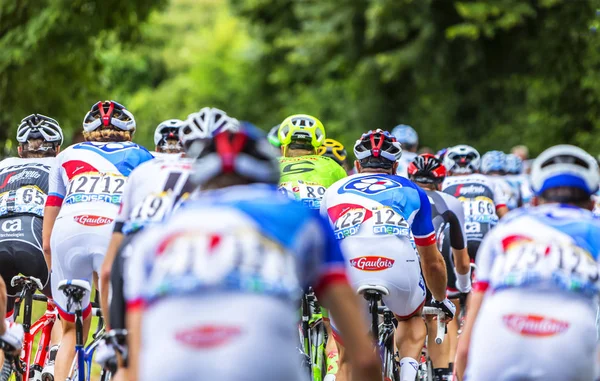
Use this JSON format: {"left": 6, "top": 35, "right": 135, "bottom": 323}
{"left": 422, "top": 306, "right": 446, "bottom": 344}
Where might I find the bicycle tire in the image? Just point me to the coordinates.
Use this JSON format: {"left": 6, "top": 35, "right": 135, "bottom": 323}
{"left": 0, "top": 361, "right": 11, "bottom": 381}
{"left": 99, "top": 369, "right": 112, "bottom": 381}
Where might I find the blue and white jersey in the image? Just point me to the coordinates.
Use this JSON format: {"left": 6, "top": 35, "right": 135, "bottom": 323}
{"left": 321, "top": 173, "right": 436, "bottom": 246}
{"left": 47, "top": 141, "right": 153, "bottom": 218}
{"left": 475, "top": 204, "right": 600, "bottom": 298}
{"left": 125, "top": 184, "right": 348, "bottom": 308}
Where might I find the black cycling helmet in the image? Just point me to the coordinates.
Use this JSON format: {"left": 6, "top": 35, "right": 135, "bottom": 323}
{"left": 408, "top": 154, "right": 447, "bottom": 184}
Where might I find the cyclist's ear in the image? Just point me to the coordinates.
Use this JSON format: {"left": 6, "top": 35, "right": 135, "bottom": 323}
{"left": 17, "top": 145, "right": 23, "bottom": 158}
{"left": 355, "top": 160, "right": 362, "bottom": 173}
{"left": 392, "top": 161, "right": 399, "bottom": 174}
{"left": 56, "top": 145, "right": 61, "bottom": 154}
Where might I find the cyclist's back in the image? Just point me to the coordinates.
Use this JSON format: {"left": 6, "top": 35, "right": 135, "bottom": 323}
{"left": 276, "top": 115, "right": 346, "bottom": 209}
{"left": 0, "top": 114, "right": 63, "bottom": 320}
{"left": 460, "top": 145, "right": 600, "bottom": 381}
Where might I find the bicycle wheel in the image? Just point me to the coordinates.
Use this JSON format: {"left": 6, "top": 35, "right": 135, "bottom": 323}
{"left": 0, "top": 359, "right": 22, "bottom": 381}
{"left": 309, "top": 322, "right": 326, "bottom": 381}
{"left": 99, "top": 368, "right": 112, "bottom": 381}
{"left": 382, "top": 336, "right": 399, "bottom": 381}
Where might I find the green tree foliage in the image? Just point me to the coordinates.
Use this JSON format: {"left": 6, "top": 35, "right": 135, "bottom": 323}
{"left": 230, "top": 0, "right": 600, "bottom": 155}
{"left": 0, "top": 0, "right": 166, "bottom": 153}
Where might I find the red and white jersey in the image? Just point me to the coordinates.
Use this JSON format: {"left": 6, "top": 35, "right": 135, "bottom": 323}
{"left": 46, "top": 141, "right": 153, "bottom": 219}
{"left": 115, "top": 154, "right": 194, "bottom": 234}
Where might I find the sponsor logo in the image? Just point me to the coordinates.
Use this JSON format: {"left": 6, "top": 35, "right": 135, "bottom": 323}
{"left": 342, "top": 176, "right": 403, "bottom": 195}
{"left": 0, "top": 170, "right": 41, "bottom": 189}
{"left": 73, "top": 215, "right": 114, "bottom": 226}
{"left": 175, "top": 325, "right": 242, "bottom": 348}
{"left": 503, "top": 314, "right": 569, "bottom": 337}
{"left": 454, "top": 184, "right": 485, "bottom": 196}
{"left": 1, "top": 219, "right": 22, "bottom": 232}
{"left": 350, "top": 256, "right": 395, "bottom": 271}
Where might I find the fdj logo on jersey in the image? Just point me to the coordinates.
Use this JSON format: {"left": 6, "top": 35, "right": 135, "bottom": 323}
{"left": 341, "top": 176, "right": 403, "bottom": 196}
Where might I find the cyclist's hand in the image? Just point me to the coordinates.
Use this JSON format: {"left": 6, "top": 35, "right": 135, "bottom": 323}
{"left": 431, "top": 298, "right": 456, "bottom": 322}
{"left": 1, "top": 321, "right": 24, "bottom": 354}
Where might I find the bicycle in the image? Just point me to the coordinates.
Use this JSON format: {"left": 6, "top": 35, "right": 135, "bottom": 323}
{"left": 95, "top": 329, "right": 128, "bottom": 381}
{"left": 418, "top": 305, "right": 448, "bottom": 381}
{"left": 58, "top": 280, "right": 107, "bottom": 381}
{"left": 358, "top": 284, "right": 400, "bottom": 381}
{"left": 298, "top": 288, "right": 327, "bottom": 381}
{"left": 0, "top": 276, "right": 58, "bottom": 381}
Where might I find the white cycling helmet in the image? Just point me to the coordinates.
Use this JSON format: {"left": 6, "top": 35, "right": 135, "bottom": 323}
{"left": 154, "top": 119, "right": 185, "bottom": 146}
{"left": 16, "top": 114, "right": 63, "bottom": 145}
{"left": 530, "top": 144, "right": 599, "bottom": 196}
{"left": 180, "top": 107, "right": 239, "bottom": 147}
{"left": 391, "top": 124, "right": 418, "bottom": 147}
{"left": 443, "top": 145, "right": 481, "bottom": 174}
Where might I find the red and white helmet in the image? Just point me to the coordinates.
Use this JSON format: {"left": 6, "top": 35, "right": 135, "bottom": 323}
{"left": 354, "top": 129, "right": 402, "bottom": 169}
{"left": 408, "top": 153, "right": 446, "bottom": 184}
{"left": 83, "top": 100, "right": 136, "bottom": 132}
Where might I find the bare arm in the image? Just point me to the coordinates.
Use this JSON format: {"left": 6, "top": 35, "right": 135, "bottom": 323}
{"left": 496, "top": 206, "right": 509, "bottom": 218}
{"left": 320, "top": 283, "right": 382, "bottom": 381}
{"left": 126, "top": 308, "right": 142, "bottom": 381}
{"left": 42, "top": 206, "right": 60, "bottom": 270}
{"left": 417, "top": 243, "right": 447, "bottom": 301}
{"left": 454, "top": 290, "right": 485, "bottom": 380}
{"left": 452, "top": 247, "right": 470, "bottom": 275}
{"left": 0, "top": 278, "right": 6, "bottom": 335}
{"left": 100, "top": 231, "right": 125, "bottom": 329}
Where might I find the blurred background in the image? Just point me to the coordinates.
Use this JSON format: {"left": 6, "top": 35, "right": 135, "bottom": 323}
{"left": 1, "top": 0, "right": 600, "bottom": 158}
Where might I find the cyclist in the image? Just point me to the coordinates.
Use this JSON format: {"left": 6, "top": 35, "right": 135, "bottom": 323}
{"left": 505, "top": 153, "right": 533, "bottom": 207}
{"left": 481, "top": 150, "right": 518, "bottom": 210}
{"left": 442, "top": 145, "right": 509, "bottom": 261}
{"left": 391, "top": 124, "right": 418, "bottom": 177}
{"left": 278, "top": 114, "right": 347, "bottom": 210}
{"left": 151, "top": 119, "right": 185, "bottom": 158}
{"left": 124, "top": 123, "right": 381, "bottom": 381}
{"left": 407, "top": 154, "right": 471, "bottom": 381}
{"left": 317, "top": 138, "right": 355, "bottom": 175}
{"left": 0, "top": 114, "right": 62, "bottom": 323}
{"left": 42, "top": 100, "right": 153, "bottom": 381}
{"left": 321, "top": 129, "right": 455, "bottom": 381}
{"left": 456, "top": 145, "right": 600, "bottom": 381}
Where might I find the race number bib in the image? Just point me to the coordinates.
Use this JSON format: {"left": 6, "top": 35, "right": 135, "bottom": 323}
{"left": 458, "top": 196, "right": 498, "bottom": 224}
{"left": 125, "top": 192, "right": 177, "bottom": 233}
{"left": 148, "top": 228, "right": 300, "bottom": 299}
{"left": 333, "top": 208, "right": 366, "bottom": 239}
{"left": 0, "top": 185, "right": 46, "bottom": 217}
{"left": 64, "top": 172, "right": 126, "bottom": 205}
{"left": 372, "top": 206, "right": 410, "bottom": 237}
{"left": 491, "top": 239, "right": 600, "bottom": 295}
{"left": 278, "top": 180, "right": 326, "bottom": 209}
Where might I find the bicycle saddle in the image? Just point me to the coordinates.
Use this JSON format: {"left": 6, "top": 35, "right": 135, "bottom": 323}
{"left": 357, "top": 284, "right": 390, "bottom": 296}
{"left": 58, "top": 279, "right": 91, "bottom": 294}
{"left": 11, "top": 275, "right": 44, "bottom": 291}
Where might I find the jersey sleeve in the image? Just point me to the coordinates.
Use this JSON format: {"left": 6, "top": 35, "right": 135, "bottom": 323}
{"left": 411, "top": 186, "right": 437, "bottom": 246}
{"left": 46, "top": 156, "right": 66, "bottom": 207}
{"left": 472, "top": 228, "right": 502, "bottom": 292}
{"left": 492, "top": 178, "right": 509, "bottom": 210}
{"left": 446, "top": 194, "right": 467, "bottom": 250}
{"left": 114, "top": 170, "right": 137, "bottom": 233}
{"left": 311, "top": 213, "right": 349, "bottom": 297}
{"left": 124, "top": 229, "right": 157, "bottom": 310}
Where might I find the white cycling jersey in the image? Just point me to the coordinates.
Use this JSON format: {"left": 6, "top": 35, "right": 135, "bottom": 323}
{"left": 115, "top": 154, "right": 193, "bottom": 235}
{"left": 0, "top": 157, "right": 55, "bottom": 218}
{"left": 321, "top": 173, "right": 435, "bottom": 318}
{"left": 467, "top": 204, "right": 600, "bottom": 380}
{"left": 47, "top": 141, "right": 153, "bottom": 321}
{"left": 489, "top": 175, "right": 518, "bottom": 210}
{"left": 125, "top": 184, "right": 347, "bottom": 381}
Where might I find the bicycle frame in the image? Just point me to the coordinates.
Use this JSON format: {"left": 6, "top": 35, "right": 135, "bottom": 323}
{"left": 66, "top": 307, "right": 104, "bottom": 381}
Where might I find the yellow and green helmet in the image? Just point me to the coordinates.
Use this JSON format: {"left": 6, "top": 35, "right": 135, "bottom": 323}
{"left": 277, "top": 114, "right": 326, "bottom": 149}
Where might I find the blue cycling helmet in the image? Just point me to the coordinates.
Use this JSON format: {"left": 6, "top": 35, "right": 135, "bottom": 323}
{"left": 505, "top": 154, "right": 523, "bottom": 175}
{"left": 391, "top": 124, "right": 418, "bottom": 147}
{"left": 531, "top": 145, "right": 599, "bottom": 196}
{"left": 481, "top": 151, "right": 507, "bottom": 174}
